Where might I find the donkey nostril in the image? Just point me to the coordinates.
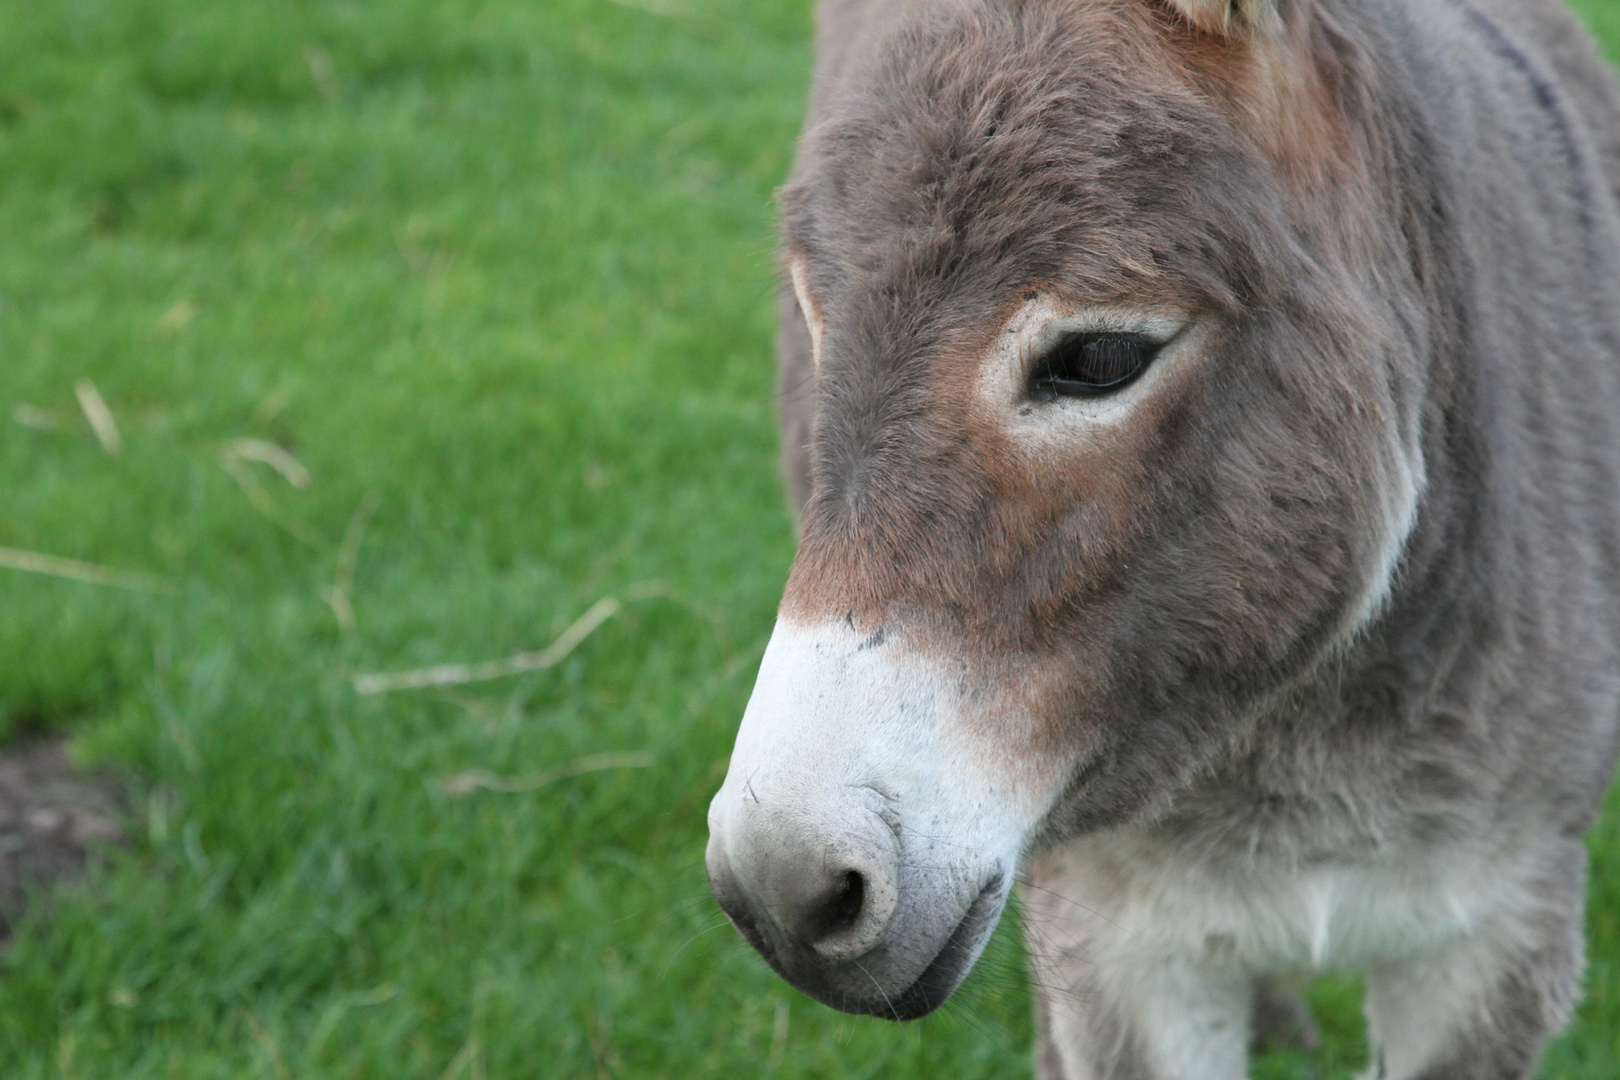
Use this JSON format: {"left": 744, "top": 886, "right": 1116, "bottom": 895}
{"left": 816, "top": 869, "right": 866, "bottom": 939}
{"left": 805, "top": 861, "right": 896, "bottom": 962}
{"left": 710, "top": 799, "right": 902, "bottom": 965}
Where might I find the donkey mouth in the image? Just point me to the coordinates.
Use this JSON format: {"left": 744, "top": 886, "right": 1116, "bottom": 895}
{"left": 728, "top": 871, "right": 1009, "bottom": 1021}
{"left": 870, "top": 874, "right": 1009, "bottom": 1020}
{"left": 840, "top": 873, "right": 1008, "bottom": 1022}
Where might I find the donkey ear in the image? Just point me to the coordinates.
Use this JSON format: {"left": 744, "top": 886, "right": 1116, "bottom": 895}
{"left": 1162, "top": 0, "right": 1282, "bottom": 34}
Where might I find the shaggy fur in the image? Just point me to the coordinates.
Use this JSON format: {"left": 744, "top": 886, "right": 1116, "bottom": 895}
{"left": 750, "top": 0, "right": 1620, "bottom": 1075}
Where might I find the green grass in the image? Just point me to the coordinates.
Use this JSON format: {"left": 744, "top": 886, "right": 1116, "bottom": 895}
{"left": 0, "top": 0, "right": 1615, "bottom": 1076}
{"left": 1576, "top": 0, "right": 1620, "bottom": 62}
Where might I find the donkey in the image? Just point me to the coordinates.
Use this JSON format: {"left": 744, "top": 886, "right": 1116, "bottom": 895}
{"left": 705, "top": 0, "right": 1620, "bottom": 1075}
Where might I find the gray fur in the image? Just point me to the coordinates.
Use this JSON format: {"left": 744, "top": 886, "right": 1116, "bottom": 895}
{"left": 746, "top": 0, "right": 1620, "bottom": 1074}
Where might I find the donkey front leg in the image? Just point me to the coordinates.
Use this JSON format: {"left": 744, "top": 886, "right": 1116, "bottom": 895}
{"left": 1026, "top": 954, "right": 1252, "bottom": 1080}
{"left": 1024, "top": 852, "right": 1251, "bottom": 1080}
{"left": 1360, "top": 841, "right": 1587, "bottom": 1080}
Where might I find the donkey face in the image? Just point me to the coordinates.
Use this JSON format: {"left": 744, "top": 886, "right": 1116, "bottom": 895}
{"left": 708, "top": 0, "right": 1428, "bottom": 1017}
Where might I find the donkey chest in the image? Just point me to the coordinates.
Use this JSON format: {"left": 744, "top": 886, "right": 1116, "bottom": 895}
{"left": 1028, "top": 818, "right": 1518, "bottom": 975}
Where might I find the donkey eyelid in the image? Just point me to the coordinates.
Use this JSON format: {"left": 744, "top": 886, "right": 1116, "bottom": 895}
{"left": 1027, "top": 333, "right": 1161, "bottom": 400}
{"left": 984, "top": 304, "right": 1201, "bottom": 439}
{"left": 1015, "top": 313, "right": 1190, "bottom": 383}
{"left": 1032, "top": 315, "right": 1186, "bottom": 350}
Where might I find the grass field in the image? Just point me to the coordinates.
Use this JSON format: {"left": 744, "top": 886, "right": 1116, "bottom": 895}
{"left": 0, "top": 1, "right": 1617, "bottom": 1076}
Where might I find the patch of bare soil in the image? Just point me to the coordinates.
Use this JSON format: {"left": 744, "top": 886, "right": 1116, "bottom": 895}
{"left": 0, "top": 736, "right": 124, "bottom": 938}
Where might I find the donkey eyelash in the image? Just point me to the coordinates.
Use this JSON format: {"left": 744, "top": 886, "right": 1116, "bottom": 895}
{"left": 1027, "top": 332, "right": 1162, "bottom": 401}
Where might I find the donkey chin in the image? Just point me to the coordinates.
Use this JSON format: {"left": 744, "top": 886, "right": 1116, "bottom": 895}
{"left": 706, "top": 618, "right": 1045, "bottom": 1019}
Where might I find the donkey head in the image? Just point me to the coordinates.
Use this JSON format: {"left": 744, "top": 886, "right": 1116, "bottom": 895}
{"left": 708, "top": 0, "right": 1433, "bottom": 1017}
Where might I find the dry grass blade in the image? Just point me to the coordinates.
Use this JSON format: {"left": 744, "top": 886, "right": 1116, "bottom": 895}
{"left": 12, "top": 404, "right": 62, "bottom": 430}
{"left": 74, "top": 379, "right": 123, "bottom": 454}
{"left": 586, "top": 1010, "right": 619, "bottom": 1080}
{"left": 353, "top": 596, "right": 623, "bottom": 694}
{"left": 766, "top": 999, "right": 790, "bottom": 1073}
{"left": 324, "top": 491, "right": 380, "bottom": 633}
{"left": 0, "top": 545, "right": 175, "bottom": 593}
{"left": 437, "top": 1037, "right": 482, "bottom": 1080}
{"left": 601, "top": 0, "right": 689, "bottom": 15}
{"left": 305, "top": 47, "right": 339, "bottom": 101}
{"left": 243, "top": 1012, "right": 290, "bottom": 1080}
{"left": 221, "top": 455, "right": 279, "bottom": 516}
{"left": 157, "top": 298, "right": 196, "bottom": 333}
{"left": 220, "top": 443, "right": 323, "bottom": 547}
{"left": 441, "top": 751, "right": 654, "bottom": 797}
{"left": 251, "top": 388, "right": 292, "bottom": 426}
{"left": 224, "top": 438, "right": 310, "bottom": 488}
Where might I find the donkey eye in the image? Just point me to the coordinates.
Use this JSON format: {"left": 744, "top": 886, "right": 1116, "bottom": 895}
{"left": 1028, "top": 332, "right": 1158, "bottom": 400}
